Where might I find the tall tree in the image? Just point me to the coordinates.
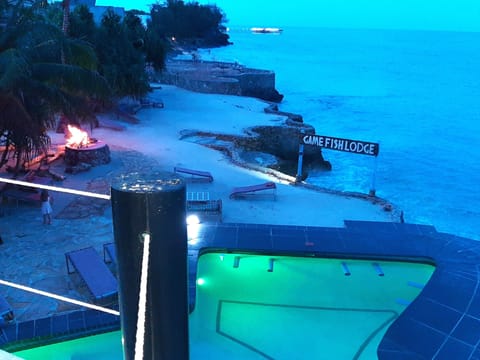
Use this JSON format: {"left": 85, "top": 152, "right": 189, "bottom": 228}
{"left": 68, "top": 5, "right": 96, "bottom": 46}
{"left": 0, "top": 0, "right": 110, "bottom": 171}
{"left": 148, "top": 0, "right": 229, "bottom": 48}
{"left": 95, "top": 9, "right": 149, "bottom": 99}
{"left": 62, "top": 0, "right": 70, "bottom": 32}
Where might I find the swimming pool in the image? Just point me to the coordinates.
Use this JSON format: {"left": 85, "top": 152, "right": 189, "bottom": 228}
{"left": 14, "top": 253, "right": 435, "bottom": 359}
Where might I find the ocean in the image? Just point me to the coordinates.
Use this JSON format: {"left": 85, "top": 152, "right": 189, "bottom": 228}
{"left": 198, "top": 26, "right": 480, "bottom": 241}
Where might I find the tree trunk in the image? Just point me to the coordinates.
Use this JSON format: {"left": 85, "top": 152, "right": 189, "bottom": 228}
{"left": 62, "top": 0, "right": 70, "bottom": 35}
{"left": 61, "top": 0, "right": 70, "bottom": 64}
{"left": 0, "top": 138, "right": 11, "bottom": 169}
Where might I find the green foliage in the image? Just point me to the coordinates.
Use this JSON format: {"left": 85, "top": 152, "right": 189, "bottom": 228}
{"left": 93, "top": 9, "right": 149, "bottom": 99}
{"left": 69, "top": 5, "right": 96, "bottom": 43}
{"left": 124, "top": 10, "right": 145, "bottom": 45}
{"left": 0, "top": 0, "right": 110, "bottom": 170}
{"left": 0, "top": 0, "right": 232, "bottom": 169}
{"left": 0, "top": 49, "right": 30, "bottom": 89}
{"left": 148, "top": 0, "right": 229, "bottom": 46}
{"left": 145, "top": 24, "right": 169, "bottom": 70}
{"left": 42, "top": 1, "right": 63, "bottom": 28}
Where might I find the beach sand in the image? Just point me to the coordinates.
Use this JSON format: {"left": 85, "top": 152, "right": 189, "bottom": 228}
{"left": 0, "top": 85, "right": 397, "bottom": 322}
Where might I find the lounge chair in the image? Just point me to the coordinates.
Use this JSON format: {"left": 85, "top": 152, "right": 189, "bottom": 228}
{"left": 0, "top": 295, "right": 14, "bottom": 327}
{"left": 103, "top": 242, "right": 117, "bottom": 264}
{"left": 65, "top": 247, "right": 118, "bottom": 301}
{"left": 174, "top": 167, "right": 213, "bottom": 182}
{"left": 229, "top": 181, "right": 277, "bottom": 200}
{"left": 133, "top": 98, "right": 164, "bottom": 114}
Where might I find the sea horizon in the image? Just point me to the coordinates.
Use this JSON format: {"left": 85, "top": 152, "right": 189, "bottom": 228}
{"left": 198, "top": 26, "right": 480, "bottom": 241}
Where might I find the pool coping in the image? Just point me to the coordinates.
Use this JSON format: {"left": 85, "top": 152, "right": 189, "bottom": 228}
{"left": 2, "top": 220, "right": 480, "bottom": 358}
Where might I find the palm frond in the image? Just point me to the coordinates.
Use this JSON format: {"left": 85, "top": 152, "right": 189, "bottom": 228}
{"left": 0, "top": 48, "right": 30, "bottom": 89}
{"left": 0, "top": 92, "right": 32, "bottom": 127}
{"left": 32, "top": 62, "right": 111, "bottom": 98}
{"left": 63, "top": 38, "right": 99, "bottom": 70}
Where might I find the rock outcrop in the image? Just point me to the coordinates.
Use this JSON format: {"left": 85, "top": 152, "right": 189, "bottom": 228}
{"left": 160, "top": 60, "right": 330, "bottom": 177}
{"left": 182, "top": 114, "right": 331, "bottom": 180}
{"left": 236, "top": 121, "right": 331, "bottom": 177}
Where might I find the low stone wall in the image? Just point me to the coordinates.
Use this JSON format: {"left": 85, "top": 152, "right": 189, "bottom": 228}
{"left": 161, "top": 74, "right": 241, "bottom": 96}
{"left": 236, "top": 72, "right": 275, "bottom": 94}
{"left": 158, "top": 60, "right": 283, "bottom": 102}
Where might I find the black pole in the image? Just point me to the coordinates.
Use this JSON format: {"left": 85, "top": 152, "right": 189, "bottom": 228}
{"left": 111, "top": 172, "right": 189, "bottom": 360}
{"left": 296, "top": 129, "right": 305, "bottom": 183}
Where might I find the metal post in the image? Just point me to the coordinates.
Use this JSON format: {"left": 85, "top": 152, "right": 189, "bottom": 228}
{"left": 296, "top": 130, "right": 305, "bottom": 183}
{"left": 111, "top": 172, "right": 189, "bottom": 360}
{"left": 369, "top": 154, "right": 378, "bottom": 197}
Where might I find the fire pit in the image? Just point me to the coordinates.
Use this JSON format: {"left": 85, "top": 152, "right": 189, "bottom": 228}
{"left": 64, "top": 125, "right": 111, "bottom": 167}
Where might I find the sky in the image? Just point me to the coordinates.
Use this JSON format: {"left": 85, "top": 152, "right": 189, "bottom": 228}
{"left": 96, "top": 0, "right": 480, "bottom": 32}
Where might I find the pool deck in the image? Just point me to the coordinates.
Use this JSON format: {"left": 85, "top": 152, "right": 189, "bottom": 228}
{"left": 2, "top": 220, "right": 480, "bottom": 358}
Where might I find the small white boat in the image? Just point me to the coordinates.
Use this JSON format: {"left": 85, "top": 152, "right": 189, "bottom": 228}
{"left": 250, "top": 27, "right": 283, "bottom": 34}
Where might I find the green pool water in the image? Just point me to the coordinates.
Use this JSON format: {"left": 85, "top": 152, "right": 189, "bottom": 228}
{"left": 14, "top": 253, "right": 435, "bottom": 359}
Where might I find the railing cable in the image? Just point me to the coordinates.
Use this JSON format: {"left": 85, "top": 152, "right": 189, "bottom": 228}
{"left": 0, "top": 177, "right": 110, "bottom": 200}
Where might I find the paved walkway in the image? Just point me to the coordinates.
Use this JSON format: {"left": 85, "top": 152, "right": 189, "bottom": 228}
{"left": 0, "top": 148, "right": 160, "bottom": 322}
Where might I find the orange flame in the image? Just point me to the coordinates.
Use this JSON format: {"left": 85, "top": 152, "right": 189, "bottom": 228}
{"left": 66, "top": 125, "right": 89, "bottom": 148}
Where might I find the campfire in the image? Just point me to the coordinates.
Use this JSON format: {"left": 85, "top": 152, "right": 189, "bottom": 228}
{"left": 66, "top": 125, "right": 95, "bottom": 149}
{"left": 64, "top": 125, "right": 110, "bottom": 170}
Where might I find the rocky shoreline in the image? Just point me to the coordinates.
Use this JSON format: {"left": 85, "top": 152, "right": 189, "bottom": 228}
{"left": 180, "top": 129, "right": 401, "bottom": 221}
{"left": 153, "top": 60, "right": 401, "bottom": 219}
{"left": 177, "top": 106, "right": 400, "bottom": 222}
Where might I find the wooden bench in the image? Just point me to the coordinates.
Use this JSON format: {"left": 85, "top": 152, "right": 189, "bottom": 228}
{"left": 174, "top": 167, "right": 213, "bottom": 182}
{"left": 229, "top": 182, "right": 277, "bottom": 200}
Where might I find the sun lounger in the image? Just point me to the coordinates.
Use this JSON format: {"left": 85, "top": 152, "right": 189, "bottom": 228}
{"left": 103, "top": 242, "right": 117, "bottom": 264}
{"left": 65, "top": 247, "right": 118, "bottom": 301}
{"left": 0, "top": 295, "right": 14, "bottom": 327}
{"left": 140, "top": 98, "right": 164, "bottom": 108}
{"left": 229, "top": 181, "right": 277, "bottom": 200}
{"left": 174, "top": 167, "right": 214, "bottom": 182}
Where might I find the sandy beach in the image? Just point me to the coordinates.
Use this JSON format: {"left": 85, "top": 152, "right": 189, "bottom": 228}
{"left": 0, "top": 85, "right": 398, "bottom": 322}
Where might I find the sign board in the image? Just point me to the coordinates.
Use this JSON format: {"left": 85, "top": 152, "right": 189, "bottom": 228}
{"left": 301, "top": 134, "right": 379, "bottom": 157}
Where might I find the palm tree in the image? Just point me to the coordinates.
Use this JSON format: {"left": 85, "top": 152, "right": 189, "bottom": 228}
{"left": 0, "top": 0, "right": 110, "bottom": 172}
{"left": 62, "top": 0, "right": 70, "bottom": 35}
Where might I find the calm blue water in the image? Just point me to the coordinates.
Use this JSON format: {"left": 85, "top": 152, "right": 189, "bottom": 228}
{"left": 199, "top": 27, "right": 480, "bottom": 240}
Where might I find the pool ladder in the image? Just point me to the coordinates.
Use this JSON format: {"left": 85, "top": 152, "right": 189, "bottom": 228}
{"left": 340, "top": 261, "right": 385, "bottom": 276}
{"left": 232, "top": 256, "right": 275, "bottom": 272}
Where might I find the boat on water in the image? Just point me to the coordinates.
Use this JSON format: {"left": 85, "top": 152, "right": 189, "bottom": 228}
{"left": 250, "top": 27, "right": 283, "bottom": 34}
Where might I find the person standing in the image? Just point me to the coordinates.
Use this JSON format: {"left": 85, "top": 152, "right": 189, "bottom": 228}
{"left": 40, "top": 189, "right": 53, "bottom": 225}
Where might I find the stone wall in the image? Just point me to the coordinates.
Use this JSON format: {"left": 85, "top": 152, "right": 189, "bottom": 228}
{"left": 158, "top": 60, "right": 283, "bottom": 102}
{"left": 236, "top": 71, "right": 275, "bottom": 92}
{"left": 161, "top": 73, "right": 241, "bottom": 96}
